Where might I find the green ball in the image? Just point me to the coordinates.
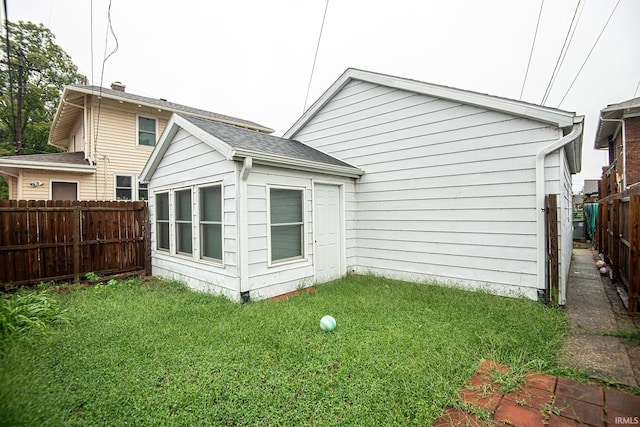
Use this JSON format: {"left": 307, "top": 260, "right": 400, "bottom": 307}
{"left": 320, "top": 315, "right": 336, "bottom": 331}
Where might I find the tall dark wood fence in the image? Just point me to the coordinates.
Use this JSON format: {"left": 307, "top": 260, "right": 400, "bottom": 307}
{"left": 545, "top": 194, "right": 559, "bottom": 307}
{"left": 0, "top": 200, "right": 150, "bottom": 288}
{"left": 596, "top": 187, "right": 640, "bottom": 312}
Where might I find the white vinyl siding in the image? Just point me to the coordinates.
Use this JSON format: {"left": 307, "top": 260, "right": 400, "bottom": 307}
{"left": 293, "top": 79, "right": 564, "bottom": 298}
{"left": 147, "top": 128, "right": 239, "bottom": 298}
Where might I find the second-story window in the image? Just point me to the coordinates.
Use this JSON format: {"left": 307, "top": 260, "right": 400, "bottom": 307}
{"left": 138, "top": 116, "right": 157, "bottom": 146}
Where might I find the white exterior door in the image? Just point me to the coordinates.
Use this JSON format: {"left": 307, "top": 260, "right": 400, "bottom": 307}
{"left": 314, "top": 183, "right": 342, "bottom": 282}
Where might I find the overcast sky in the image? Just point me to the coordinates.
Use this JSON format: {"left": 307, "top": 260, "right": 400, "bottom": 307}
{"left": 6, "top": 0, "right": 640, "bottom": 192}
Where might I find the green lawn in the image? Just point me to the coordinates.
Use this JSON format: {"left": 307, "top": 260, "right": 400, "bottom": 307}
{"left": 0, "top": 275, "right": 566, "bottom": 426}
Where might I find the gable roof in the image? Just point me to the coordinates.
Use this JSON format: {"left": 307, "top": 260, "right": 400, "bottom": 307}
{"left": 284, "top": 68, "right": 580, "bottom": 139}
{"left": 594, "top": 96, "right": 640, "bottom": 149}
{"left": 0, "top": 151, "right": 95, "bottom": 175}
{"left": 49, "top": 85, "right": 274, "bottom": 147}
{"left": 140, "top": 114, "right": 363, "bottom": 183}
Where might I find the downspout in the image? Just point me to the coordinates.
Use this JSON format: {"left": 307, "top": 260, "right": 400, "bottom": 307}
{"left": 599, "top": 114, "right": 626, "bottom": 189}
{"left": 535, "top": 121, "right": 583, "bottom": 296}
{"left": 238, "top": 156, "right": 252, "bottom": 302}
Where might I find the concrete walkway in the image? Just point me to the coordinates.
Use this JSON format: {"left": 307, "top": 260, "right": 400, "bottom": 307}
{"left": 561, "top": 248, "right": 640, "bottom": 388}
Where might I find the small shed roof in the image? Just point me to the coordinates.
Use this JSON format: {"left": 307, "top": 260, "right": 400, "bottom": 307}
{"left": 594, "top": 96, "right": 640, "bottom": 149}
{"left": 0, "top": 151, "right": 95, "bottom": 175}
{"left": 140, "top": 114, "right": 363, "bottom": 183}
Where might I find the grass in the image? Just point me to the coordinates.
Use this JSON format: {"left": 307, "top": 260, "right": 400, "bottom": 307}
{"left": 0, "top": 275, "right": 567, "bottom": 426}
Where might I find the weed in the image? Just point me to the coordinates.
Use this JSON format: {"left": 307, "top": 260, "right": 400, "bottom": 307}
{"left": 0, "top": 290, "right": 70, "bottom": 340}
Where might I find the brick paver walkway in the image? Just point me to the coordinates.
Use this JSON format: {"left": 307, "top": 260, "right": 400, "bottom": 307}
{"left": 433, "top": 360, "right": 640, "bottom": 426}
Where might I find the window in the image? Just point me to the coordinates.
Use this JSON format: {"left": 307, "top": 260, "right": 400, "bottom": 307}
{"left": 51, "top": 181, "right": 78, "bottom": 200}
{"left": 200, "top": 185, "right": 222, "bottom": 261}
{"left": 269, "top": 187, "right": 304, "bottom": 263}
{"left": 138, "top": 182, "right": 148, "bottom": 201}
{"left": 138, "top": 116, "right": 156, "bottom": 146}
{"left": 115, "top": 175, "right": 133, "bottom": 200}
{"left": 156, "top": 192, "right": 169, "bottom": 251}
{"left": 175, "top": 189, "right": 192, "bottom": 255}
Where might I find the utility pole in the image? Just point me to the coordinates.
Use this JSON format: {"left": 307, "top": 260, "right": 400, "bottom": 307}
{"left": 2, "top": 0, "right": 18, "bottom": 154}
{"left": 15, "top": 50, "right": 23, "bottom": 155}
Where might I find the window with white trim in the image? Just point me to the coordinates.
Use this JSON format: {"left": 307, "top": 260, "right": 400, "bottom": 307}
{"left": 115, "top": 175, "right": 133, "bottom": 200}
{"left": 269, "top": 187, "right": 304, "bottom": 263}
{"left": 155, "top": 192, "right": 169, "bottom": 251}
{"left": 138, "top": 116, "right": 157, "bottom": 146}
{"left": 138, "top": 182, "right": 148, "bottom": 201}
{"left": 199, "top": 184, "right": 223, "bottom": 262}
{"left": 175, "top": 189, "right": 192, "bottom": 255}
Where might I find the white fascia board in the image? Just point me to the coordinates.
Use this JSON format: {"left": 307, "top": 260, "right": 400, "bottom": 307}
{"left": 230, "top": 148, "right": 364, "bottom": 178}
{"left": 140, "top": 113, "right": 234, "bottom": 184}
{"left": 0, "top": 159, "right": 95, "bottom": 173}
{"left": 285, "top": 68, "right": 576, "bottom": 137}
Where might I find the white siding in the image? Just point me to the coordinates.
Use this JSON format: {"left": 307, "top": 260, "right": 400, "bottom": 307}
{"left": 559, "top": 148, "right": 574, "bottom": 305}
{"left": 148, "top": 129, "right": 240, "bottom": 299}
{"left": 294, "top": 80, "right": 565, "bottom": 299}
{"left": 243, "top": 164, "right": 355, "bottom": 300}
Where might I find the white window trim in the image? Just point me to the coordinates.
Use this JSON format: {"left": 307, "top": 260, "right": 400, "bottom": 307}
{"left": 49, "top": 180, "right": 80, "bottom": 200}
{"left": 136, "top": 115, "right": 158, "bottom": 147}
{"left": 113, "top": 174, "right": 147, "bottom": 201}
{"left": 266, "top": 184, "right": 307, "bottom": 267}
{"left": 197, "top": 182, "right": 225, "bottom": 266}
{"left": 173, "top": 186, "right": 194, "bottom": 257}
{"left": 154, "top": 191, "right": 170, "bottom": 252}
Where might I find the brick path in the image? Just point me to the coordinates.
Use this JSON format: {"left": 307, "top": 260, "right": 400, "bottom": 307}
{"left": 433, "top": 360, "right": 640, "bottom": 426}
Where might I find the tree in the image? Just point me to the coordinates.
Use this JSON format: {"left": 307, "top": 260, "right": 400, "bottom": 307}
{"left": 0, "top": 21, "right": 84, "bottom": 156}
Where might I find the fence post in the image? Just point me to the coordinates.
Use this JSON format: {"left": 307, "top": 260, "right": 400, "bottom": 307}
{"left": 629, "top": 195, "right": 639, "bottom": 312}
{"left": 73, "top": 205, "right": 80, "bottom": 283}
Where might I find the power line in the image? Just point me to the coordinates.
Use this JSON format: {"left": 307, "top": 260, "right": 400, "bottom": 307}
{"left": 557, "top": 0, "right": 621, "bottom": 108}
{"left": 634, "top": 78, "right": 640, "bottom": 99}
{"left": 540, "top": 0, "right": 583, "bottom": 105}
{"left": 520, "top": 0, "right": 545, "bottom": 100}
{"left": 303, "top": 0, "right": 329, "bottom": 112}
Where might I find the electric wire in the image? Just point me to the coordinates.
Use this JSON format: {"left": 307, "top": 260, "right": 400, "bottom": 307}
{"left": 520, "top": 0, "right": 545, "bottom": 100}
{"left": 303, "top": 0, "right": 329, "bottom": 112}
{"left": 557, "top": 0, "right": 621, "bottom": 108}
{"left": 540, "top": 0, "right": 582, "bottom": 105}
{"left": 633, "top": 78, "right": 640, "bottom": 99}
{"left": 93, "top": 0, "right": 119, "bottom": 199}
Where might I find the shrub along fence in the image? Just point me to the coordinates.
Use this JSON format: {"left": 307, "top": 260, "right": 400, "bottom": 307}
{"left": 0, "top": 200, "right": 150, "bottom": 288}
{"left": 596, "top": 186, "right": 640, "bottom": 312}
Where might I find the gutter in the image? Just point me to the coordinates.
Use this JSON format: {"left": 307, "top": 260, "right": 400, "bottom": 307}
{"left": 0, "top": 159, "right": 96, "bottom": 173}
{"left": 535, "top": 120, "right": 583, "bottom": 299}
{"left": 230, "top": 148, "right": 364, "bottom": 179}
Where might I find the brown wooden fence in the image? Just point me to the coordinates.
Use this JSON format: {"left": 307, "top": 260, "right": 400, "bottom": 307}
{"left": 0, "top": 200, "right": 150, "bottom": 288}
{"left": 545, "top": 194, "right": 559, "bottom": 307}
{"left": 596, "top": 186, "right": 640, "bottom": 312}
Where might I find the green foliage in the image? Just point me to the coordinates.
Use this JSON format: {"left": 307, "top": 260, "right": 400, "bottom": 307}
{"left": 0, "top": 21, "right": 83, "bottom": 155}
{"left": 0, "top": 275, "right": 567, "bottom": 425}
{"left": 0, "top": 290, "right": 70, "bottom": 340}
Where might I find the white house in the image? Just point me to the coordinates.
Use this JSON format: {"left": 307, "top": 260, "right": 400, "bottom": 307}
{"left": 142, "top": 69, "right": 583, "bottom": 304}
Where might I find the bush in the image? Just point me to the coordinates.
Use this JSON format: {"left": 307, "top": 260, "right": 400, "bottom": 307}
{"left": 0, "top": 290, "right": 70, "bottom": 340}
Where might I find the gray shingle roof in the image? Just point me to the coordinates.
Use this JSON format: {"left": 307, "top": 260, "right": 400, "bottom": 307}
{"left": 71, "top": 85, "right": 273, "bottom": 133}
{"left": 0, "top": 151, "right": 90, "bottom": 165}
{"left": 180, "top": 114, "right": 356, "bottom": 169}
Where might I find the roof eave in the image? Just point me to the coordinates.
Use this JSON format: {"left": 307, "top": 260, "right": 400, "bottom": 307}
{"left": 0, "top": 159, "right": 95, "bottom": 173}
{"left": 284, "top": 68, "right": 577, "bottom": 138}
{"left": 67, "top": 86, "right": 274, "bottom": 134}
{"left": 231, "top": 148, "right": 364, "bottom": 178}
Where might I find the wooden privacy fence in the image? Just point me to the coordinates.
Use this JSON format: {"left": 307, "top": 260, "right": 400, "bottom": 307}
{"left": 0, "top": 200, "right": 150, "bottom": 288}
{"left": 545, "top": 194, "right": 559, "bottom": 307}
{"left": 596, "top": 186, "right": 640, "bottom": 312}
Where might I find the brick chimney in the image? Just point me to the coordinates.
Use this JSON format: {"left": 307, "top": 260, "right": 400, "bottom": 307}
{"left": 111, "top": 81, "right": 126, "bottom": 92}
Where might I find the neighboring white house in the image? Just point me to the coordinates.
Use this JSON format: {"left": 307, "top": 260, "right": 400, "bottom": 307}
{"left": 142, "top": 69, "right": 583, "bottom": 304}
